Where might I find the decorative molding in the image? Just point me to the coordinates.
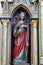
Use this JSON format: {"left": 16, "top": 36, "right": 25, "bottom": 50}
{"left": 32, "top": 20, "right": 38, "bottom": 27}
{"left": 1, "top": 0, "right": 13, "bottom": 2}
{"left": 2, "top": 19, "right": 9, "bottom": 26}
{"left": 3, "top": 0, "right": 8, "bottom": 14}
{"left": 14, "top": 0, "right": 30, "bottom": 5}
{"left": 8, "top": 0, "right": 13, "bottom": 2}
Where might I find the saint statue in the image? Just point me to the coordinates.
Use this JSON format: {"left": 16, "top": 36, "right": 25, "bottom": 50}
{"left": 13, "top": 11, "right": 29, "bottom": 64}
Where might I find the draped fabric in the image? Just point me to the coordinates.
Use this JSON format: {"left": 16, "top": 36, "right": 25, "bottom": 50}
{"left": 0, "top": 0, "right": 13, "bottom": 2}
{"left": 13, "top": 29, "right": 28, "bottom": 62}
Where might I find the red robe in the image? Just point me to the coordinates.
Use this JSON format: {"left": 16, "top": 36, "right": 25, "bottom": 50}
{"left": 13, "top": 29, "right": 28, "bottom": 61}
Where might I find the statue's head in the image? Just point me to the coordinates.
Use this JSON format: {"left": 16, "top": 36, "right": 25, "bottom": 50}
{"left": 20, "top": 11, "right": 26, "bottom": 20}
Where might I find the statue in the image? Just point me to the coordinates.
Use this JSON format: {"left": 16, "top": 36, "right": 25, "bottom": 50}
{"left": 13, "top": 11, "right": 29, "bottom": 64}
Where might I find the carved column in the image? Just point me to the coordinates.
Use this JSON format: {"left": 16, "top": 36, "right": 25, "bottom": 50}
{"left": 32, "top": 20, "right": 38, "bottom": 65}
{"left": 39, "top": 0, "right": 43, "bottom": 64}
{"left": 40, "top": 0, "right": 43, "bottom": 57}
{"left": 1, "top": 20, "right": 9, "bottom": 65}
{"left": 0, "top": 21, "right": 2, "bottom": 65}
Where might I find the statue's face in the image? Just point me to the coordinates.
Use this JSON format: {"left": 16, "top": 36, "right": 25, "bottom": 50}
{"left": 20, "top": 12, "right": 25, "bottom": 20}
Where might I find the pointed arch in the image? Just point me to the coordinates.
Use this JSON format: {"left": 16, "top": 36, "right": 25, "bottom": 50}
{"left": 11, "top": 4, "right": 32, "bottom": 18}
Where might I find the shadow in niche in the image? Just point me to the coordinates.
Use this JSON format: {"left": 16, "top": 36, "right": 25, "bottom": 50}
{"left": 11, "top": 7, "right": 31, "bottom": 65}
{"left": 11, "top": 25, "right": 14, "bottom": 65}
